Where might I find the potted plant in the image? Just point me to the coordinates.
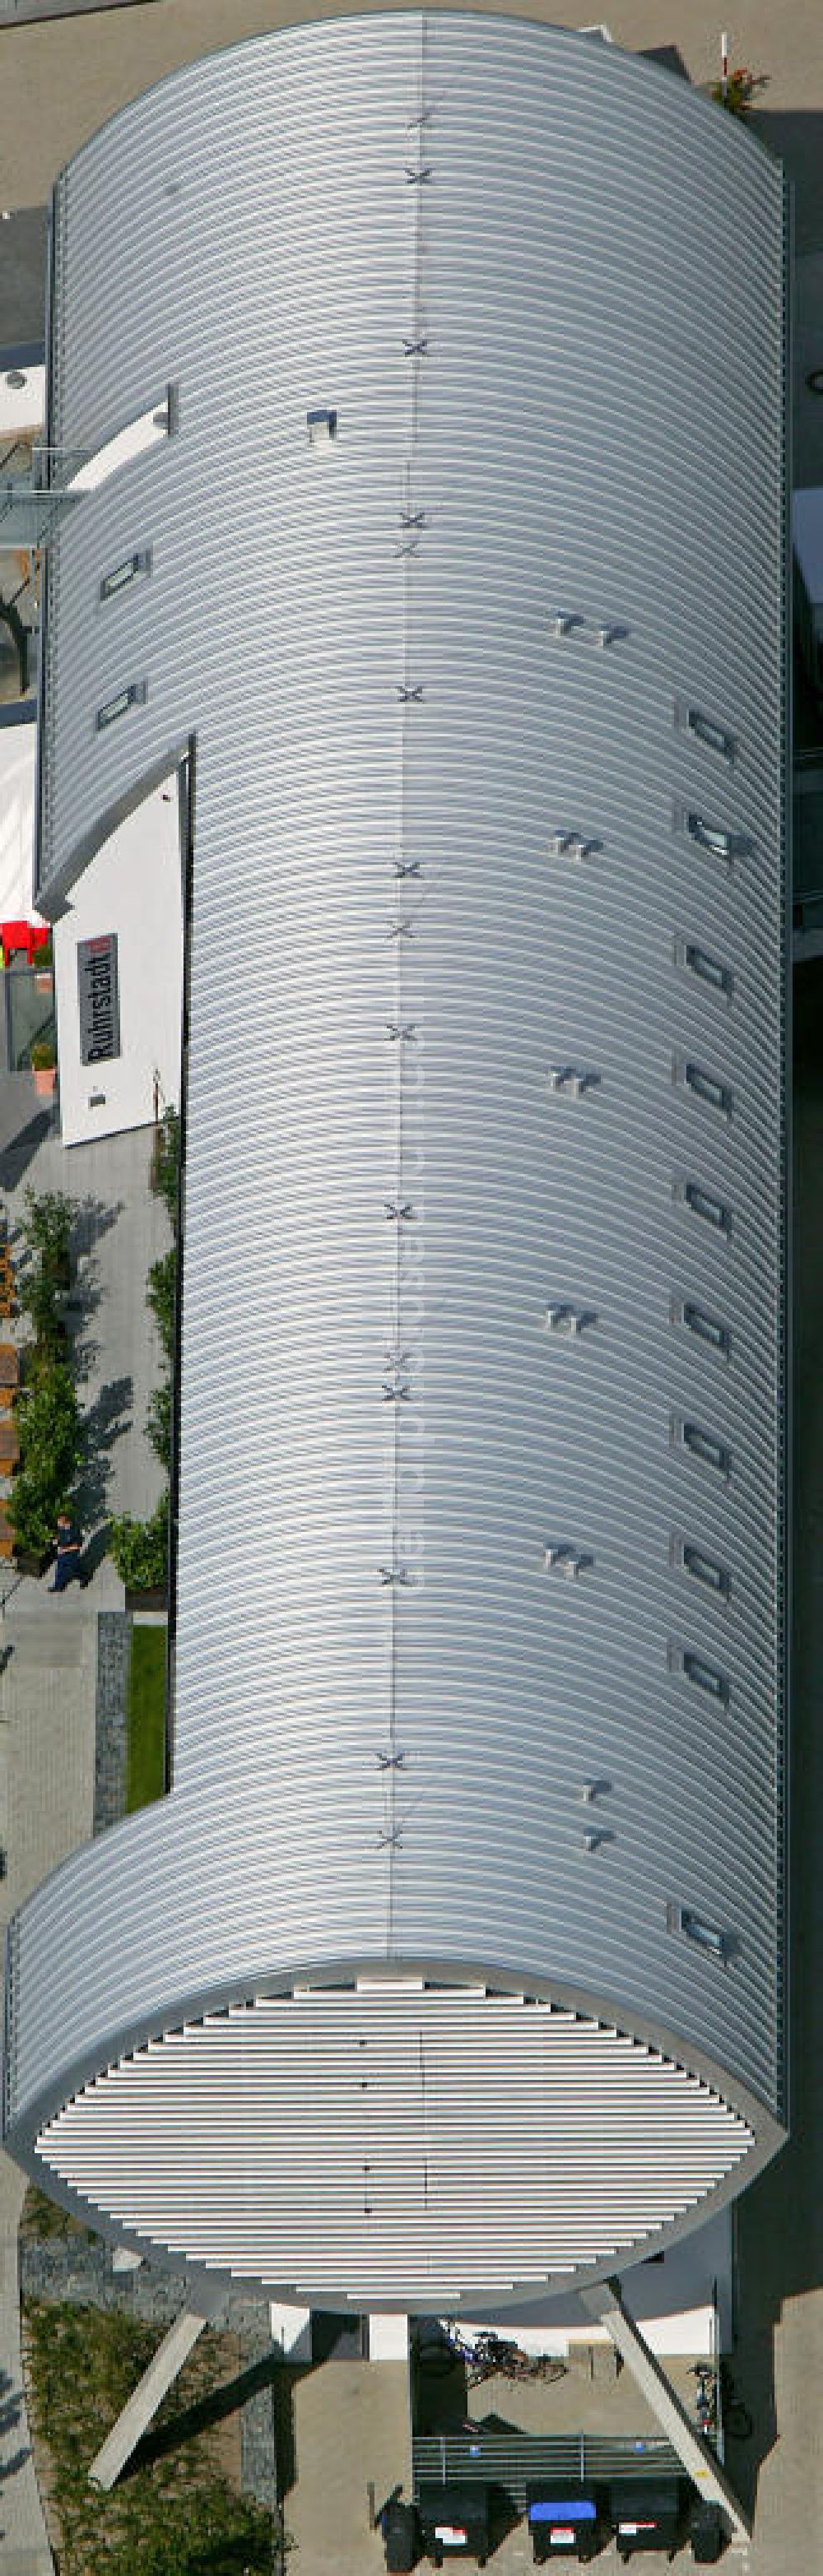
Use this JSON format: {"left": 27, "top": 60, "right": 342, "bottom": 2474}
{"left": 29, "top": 1039, "right": 57, "bottom": 1099}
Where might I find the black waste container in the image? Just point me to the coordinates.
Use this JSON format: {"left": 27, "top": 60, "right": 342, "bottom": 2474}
{"left": 417, "top": 2482, "right": 491, "bottom": 2567}
{"left": 689, "top": 2495, "right": 728, "bottom": 2563}
{"left": 609, "top": 2476, "right": 687, "bottom": 2560}
{"left": 526, "top": 2482, "right": 602, "bottom": 2561}
{"left": 382, "top": 2496, "right": 421, "bottom": 2571}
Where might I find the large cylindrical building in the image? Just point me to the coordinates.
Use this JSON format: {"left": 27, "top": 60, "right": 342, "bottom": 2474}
{"left": 2, "top": 12, "right": 789, "bottom": 2317}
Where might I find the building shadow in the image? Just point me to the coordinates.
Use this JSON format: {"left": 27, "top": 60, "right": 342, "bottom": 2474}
{"left": 728, "top": 958, "right": 823, "bottom": 2518}
{"left": 0, "top": 1106, "right": 54, "bottom": 1192}
{"left": 127, "top": 2346, "right": 282, "bottom": 2477}
{"left": 77, "top": 1373, "right": 133, "bottom": 1525}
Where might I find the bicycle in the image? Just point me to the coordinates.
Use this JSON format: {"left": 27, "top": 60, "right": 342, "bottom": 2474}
{"left": 418, "top": 2325, "right": 567, "bottom": 2388}
{"left": 690, "top": 2358, "right": 753, "bottom": 2444}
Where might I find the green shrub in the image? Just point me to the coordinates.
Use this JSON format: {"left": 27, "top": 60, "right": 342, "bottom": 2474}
{"left": 146, "top": 1246, "right": 176, "bottom": 1368}
{"left": 150, "top": 1105, "right": 181, "bottom": 1235}
{"left": 146, "top": 1376, "right": 172, "bottom": 1473}
{"left": 9, "top": 1361, "right": 81, "bottom": 1554}
{"left": 109, "top": 1494, "right": 169, "bottom": 1592}
{"left": 21, "top": 1186, "right": 74, "bottom": 1274}
{"left": 19, "top": 1265, "right": 67, "bottom": 1359}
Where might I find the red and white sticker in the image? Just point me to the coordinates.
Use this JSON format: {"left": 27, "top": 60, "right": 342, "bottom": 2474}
{"left": 434, "top": 2529, "right": 468, "bottom": 2549}
{"left": 549, "top": 2530, "right": 575, "bottom": 2547}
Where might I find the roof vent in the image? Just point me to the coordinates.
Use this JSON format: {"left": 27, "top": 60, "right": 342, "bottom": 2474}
{"left": 544, "top": 1302, "right": 597, "bottom": 1335}
{"left": 550, "top": 612, "right": 584, "bottom": 639}
{"left": 543, "top": 1543, "right": 593, "bottom": 1579}
{"left": 307, "top": 406, "right": 337, "bottom": 448}
{"left": 593, "top": 621, "right": 627, "bottom": 648}
{"left": 548, "top": 831, "right": 602, "bottom": 862}
{"left": 546, "top": 1065, "right": 600, "bottom": 1098}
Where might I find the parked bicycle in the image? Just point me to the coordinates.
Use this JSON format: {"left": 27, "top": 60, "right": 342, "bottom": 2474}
{"left": 419, "top": 2324, "right": 567, "bottom": 2388}
{"left": 690, "top": 2357, "right": 753, "bottom": 2444}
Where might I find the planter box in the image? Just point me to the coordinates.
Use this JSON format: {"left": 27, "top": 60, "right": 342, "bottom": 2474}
{"left": 14, "top": 1547, "right": 53, "bottom": 1579}
{"left": 126, "top": 1585, "right": 168, "bottom": 1613}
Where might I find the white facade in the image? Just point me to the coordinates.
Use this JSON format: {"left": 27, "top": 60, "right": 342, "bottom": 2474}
{"left": 53, "top": 782, "right": 182, "bottom": 1146}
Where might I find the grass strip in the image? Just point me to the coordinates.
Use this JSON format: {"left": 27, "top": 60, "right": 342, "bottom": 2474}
{"left": 126, "top": 1623, "right": 167, "bottom": 1812}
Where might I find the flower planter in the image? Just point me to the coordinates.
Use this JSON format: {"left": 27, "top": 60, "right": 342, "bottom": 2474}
{"left": 32, "top": 1067, "right": 57, "bottom": 1099}
{"left": 125, "top": 1585, "right": 168, "bottom": 1613}
{"left": 35, "top": 974, "right": 53, "bottom": 997}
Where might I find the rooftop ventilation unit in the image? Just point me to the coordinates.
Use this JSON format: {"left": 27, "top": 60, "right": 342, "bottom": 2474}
{"left": 546, "top": 1065, "right": 601, "bottom": 1098}
{"left": 544, "top": 1303, "right": 597, "bottom": 1334}
{"left": 547, "top": 831, "right": 601, "bottom": 862}
{"left": 544, "top": 1543, "right": 593, "bottom": 1579}
{"left": 307, "top": 406, "right": 337, "bottom": 448}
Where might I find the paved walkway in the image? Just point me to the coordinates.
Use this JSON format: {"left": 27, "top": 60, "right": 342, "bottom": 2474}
{"left": 0, "top": 1585, "right": 99, "bottom": 2573}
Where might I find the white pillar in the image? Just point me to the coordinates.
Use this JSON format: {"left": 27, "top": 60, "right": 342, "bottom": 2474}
{"left": 269, "top": 2300, "right": 312, "bottom": 2360}
{"left": 368, "top": 2313, "right": 410, "bottom": 2361}
{"left": 579, "top": 2278, "right": 750, "bottom": 2540}
{"left": 89, "top": 2310, "right": 207, "bottom": 2490}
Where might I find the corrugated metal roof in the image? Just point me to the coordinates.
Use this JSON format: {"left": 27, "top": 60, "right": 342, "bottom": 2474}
{"left": 5, "top": 12, "right": 788, "bottom": 2306}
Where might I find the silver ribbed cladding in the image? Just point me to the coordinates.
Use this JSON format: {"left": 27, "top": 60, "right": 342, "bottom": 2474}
{"left": 6, "top": 13, "right": 788, "bottom": 2308}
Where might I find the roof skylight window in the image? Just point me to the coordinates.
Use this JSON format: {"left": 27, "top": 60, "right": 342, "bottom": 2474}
{"left": 677, "top": 1418, "right": 731, "bottom": 1478}
{"left": 99, "top": 548, "right": 151, "bottom": 602}
{"left": 667, "top": 1902, "right": 728, "bottom": 1962}
{"left": 681, "top": 1541, "right": 731, "bottom": 1600}
{"left": 670, "top": 1643, "right": 729, "bottom": 1703}
{"left": 307, "top": 406, "right": 337, "bottom": 449}
{"left": 682, "top": 941, "right": 733, "bottom": 1000}
{"left": 95, "top": 680, "right": 147, "bottom": 732}
{"left": 680, "top": 1299, "right": 730, "bottom": 1358}
{"left": 678, "top": 1059, "right": 733, "bottom": 1117}
{"left": 681, "top": 1181, "right": 730, "bottom": 1234}
{"left": 686, "top": 707, "right": 735, "bottom": 761}
{"left": 686, "top": 812, "right": 737, "bottom": 862}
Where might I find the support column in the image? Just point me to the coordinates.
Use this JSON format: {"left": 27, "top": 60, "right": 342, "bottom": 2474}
{"left": 579, "top": 2278, "right": 750, "bottom": 2540}
{"left": 89, "top": 2309, "right": 207, "bottom": 2490}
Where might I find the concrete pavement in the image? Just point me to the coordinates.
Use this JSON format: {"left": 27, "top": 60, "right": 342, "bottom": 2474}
{"left": 0, "top": 1583, "right": 99, "bottom": 2574}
